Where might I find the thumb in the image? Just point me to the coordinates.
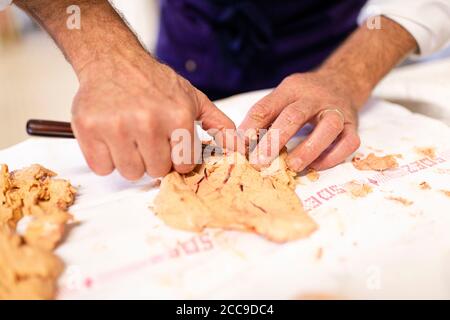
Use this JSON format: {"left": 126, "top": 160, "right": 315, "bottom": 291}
{"left": 196, "top": 91, "right": 235, "bottom": 131}
{"left": 196, "top": 91, "right": 238, "bottom": 151}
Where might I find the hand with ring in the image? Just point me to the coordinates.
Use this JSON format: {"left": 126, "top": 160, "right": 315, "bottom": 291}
{"left": 239, "top": 71, "right": 361, "bottom": 172}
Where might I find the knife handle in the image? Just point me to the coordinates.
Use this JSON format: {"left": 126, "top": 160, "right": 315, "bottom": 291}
{"left": 26, "top": 119, "right": 75, "bottom": 138}
{"left": 26, "top": 119, "right": 221, "bottom": 154}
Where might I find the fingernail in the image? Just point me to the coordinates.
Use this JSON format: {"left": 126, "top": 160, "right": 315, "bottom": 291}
{"left": 249, "top": 151, "right": 269, "bottom": 169}
{"left": 287, "top": 158, "right": 304, "bottom": 172}
{"left": 242, "top": 128, "right": 258, "bottom": 142}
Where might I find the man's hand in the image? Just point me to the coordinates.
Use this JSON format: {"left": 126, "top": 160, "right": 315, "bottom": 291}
{"left": 16, "top": 0, "right": 234, "bottom": 180}
{"left": 239, "top": 71, "right": 359, "bottom": 172}
{"left": 240, "top": 16, "right": 417, "bottom": 172}
{"left": 72, "top": 56, "right": 234, "bottom": 180}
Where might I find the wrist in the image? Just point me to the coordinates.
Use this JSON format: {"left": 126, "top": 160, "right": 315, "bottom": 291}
{"left": 16, "top": 0, "right": 153, "bottom": 84}
{"left": 314, "top": 16, "right": 416, "bottom": 111}
{"left": 76, "top": 44, "right": 156, "bottom": 85}
{"left": 314, "top": 66, "right": 372, "bottom": 111}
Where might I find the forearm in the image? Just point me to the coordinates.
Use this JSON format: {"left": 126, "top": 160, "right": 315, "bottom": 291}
{"left": 318, "top": 16, "right": 417, "bottom": 109}
{"left": 14, "top": 0, "right": 153, "bottom": 79}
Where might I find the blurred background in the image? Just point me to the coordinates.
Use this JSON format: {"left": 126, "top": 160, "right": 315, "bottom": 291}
{"left": 0, "top": 0, "right": 159, "bottom": 149}
{"left": 1, "top": 0, "right": 449, "bottom": 149}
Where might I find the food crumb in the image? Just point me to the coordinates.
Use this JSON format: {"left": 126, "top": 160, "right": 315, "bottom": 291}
{"left": 306, "top": 169, "right": 320, "bottom": 182}
{"left": 414, "top": 147, "right": 436, "bottom": 159}
{"left": 352, "top": 153, "right": 398, "bottom": 171}
{"left": 386, "top": 196, "right": 413, "bottom": 206}
{"left": 419, "top": 181, "right": 431, "bottom": 190}
{"left": 294, "top": 175, "right": 304, "bottom": 185}
{"left": 315, "top": 247, "right": 323, "bottom": 260}
{"left": 140, "top": 179, "right": 161, "bottom": 191}
{"left": 440, "top": 190, "right": 450, "bottom": 198}
{"left": 345, "top": 181, "right": 373, "bottom": 198}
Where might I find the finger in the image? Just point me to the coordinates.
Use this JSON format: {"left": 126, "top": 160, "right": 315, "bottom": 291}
{"left": 198, "top": 95, "right": 235, "bottom": 132}
{"left": 77, "top": 137, "right": 114, "bottom": 176}
{"left": 103, "top": 126, "right": 146, "bottom": 180}
{"left": 169, "top": 112, "right": 198, "bottom": 174}
{"left": 250, "top": 101, "right": 315, "bottom": 168}
{"left": 309, "top": 124, "right": 361, "bottom": 170}
{"left": 133, "top": 109, "right": 172, "bottom": 177}
{"left": 286, "top": 110, "right": 345, "bottom": 172}
{"left": 238, "top": 86, "right": 294, "bottom": 136}
{"left": 136, "top": 134, "right": 172, "bottom": 178}
{"left": 72, "top": 118, "right": 114, "bottom": 176}
{"left": 196, "top": 91, "right": 237, "bottom": 151}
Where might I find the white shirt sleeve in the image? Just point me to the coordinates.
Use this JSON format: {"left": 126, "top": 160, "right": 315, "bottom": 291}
{"left": 0, "top": 0, "right": 12, "bottom": 11}
{"left": 358, "top": 0, "right": 450, "bottom": 57}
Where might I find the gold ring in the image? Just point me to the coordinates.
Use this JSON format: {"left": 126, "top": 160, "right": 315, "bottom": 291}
{"left": 318, "top": 108, "right": 345, "bottom": 123}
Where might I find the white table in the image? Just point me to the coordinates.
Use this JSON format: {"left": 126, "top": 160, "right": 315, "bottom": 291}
{"left": 2, "top": 91, "right": 450, "bottom": 299}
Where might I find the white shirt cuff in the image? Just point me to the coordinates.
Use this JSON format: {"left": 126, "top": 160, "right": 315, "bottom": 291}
{"left": 379, "top": 15, "right": 433, "bottom": 58}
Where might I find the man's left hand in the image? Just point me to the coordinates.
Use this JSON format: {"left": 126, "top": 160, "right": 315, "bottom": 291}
{"left": 239, "top": 71, "right": 361, "bottom": 172}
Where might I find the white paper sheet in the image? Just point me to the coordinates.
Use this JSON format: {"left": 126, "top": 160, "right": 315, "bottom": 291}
{"left": 1, "top": 90, "right": 450, "bottom": 299}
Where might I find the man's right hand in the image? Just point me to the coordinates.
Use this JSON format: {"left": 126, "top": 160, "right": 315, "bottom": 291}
{"left": 14, "top": 0, "right": 234, "bottom": 180}
{"left": 72, "top": 56, "right": 235, "bottom": 180}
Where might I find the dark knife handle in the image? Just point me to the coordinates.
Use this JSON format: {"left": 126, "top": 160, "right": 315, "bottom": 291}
{"left": 26, "top": 119, "right": 75, "bottom": 138}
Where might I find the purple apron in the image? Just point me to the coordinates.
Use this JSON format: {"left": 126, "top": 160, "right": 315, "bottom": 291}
{"left": 156, "top": 0, "right": 367, "bottom": 100}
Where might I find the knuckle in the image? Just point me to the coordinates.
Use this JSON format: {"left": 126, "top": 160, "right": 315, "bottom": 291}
{"left": 286, "top": 155, "right": 305, "bottom": 172}
{"left": 83, "top": 155, "right": 96, "bottom": 171}
{"left": 348, "top": 133, "right": 361, "bottom": 151}
{"left": 174, "top": 163, "right": 195, "bottom": 175}
{"left": 303, "top": 139, "right": 316, "bottom": 153}
{"left": 137, "top": 109, "right": 153, "bottom": 125}
{"left": 283, "top": 73, "right": 302, "bottom": 85}
{"left": 281, "top": 74, "right": 303, "bottom": 97}
{"left": 249, "top": 102, "right": 274, "bottom": 122}
{"left": 327, "top": 117, "right": 344, "bottom": 132}
{"left": 85, "top": 156, "right": 113, "bottom": 176}
{"left": 146, "top": 163, "right": 172, "bottom": 178}
{"left": 147, "top": 168, "right": 170, "bottom": 178}
{"left": 171, "top": 108, "right": 193, "bottom": 128}
{"left": 136, "top": 110, "right": 155, "bottom": 133}
{"left": 120, "top": 167, "right": 145, "bottom": 181}
{"left": 143, "top": 150, "right": 173, "bottom": 178}
{"left": 93, "top": 165, "right": 114, "bottom": 176}
{"left": 73, "top": 114, "right": 97, "bottom": 132}
{"left": 283, "top": 105, "right": 307, "bottom": 126}
{"left": 195, "top": 90, "right": 209, "bottom": 106}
